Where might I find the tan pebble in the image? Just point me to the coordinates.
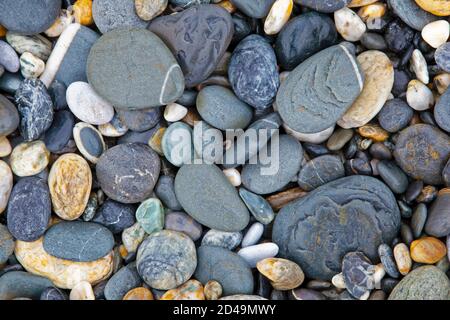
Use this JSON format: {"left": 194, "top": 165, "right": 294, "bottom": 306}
{"left": 264, "top": 0, "right": 293, "bottom": 35}
{"left": 331, "top": 273, "right": 346, "bottom": 289}
{"left": 357, "top": 124, "right": 389, "bottom": 142}
{"left": 19, "top": 52, "right": 45, "bottom": 79}
{"left": 406, "top": 79, "right": 434, "bottom": 111}
{"left": 334, "top": 7, "right": 366, "bottom": 42}
{"left": 135, "top": 0, "right": 168, "bottom": 21}
{"left": 72, "top": 0, "right": 94, "bottom": 26}
{"left": 10, "top": 141, "right": 50, "bottom": 177}
{"left": 15, "top": 238, "right": 113, "bottom": 289}
{"left": 122, "top": 222, "right": 146, "bottom": 253}
{"left": 338, "top": 50, "right": 394, "bottom": 128}
{"left": 415, "top": 0, "right": 450, "bottom": 16}
{"left": 422, "top": 20, "right": 450, "bottom": 49}
{"left": 223, "top": 168, "right": 241, "bottom": 187}
{"left": 256, "top": 258, "right": 305, "bottom": 290}
{"left": 123, "top": 287, "right": 154, "bottom": 300}
{"left": 164, "top": 103, "right": 188, "bottom": 122}
{"left": 48, "top": 153, "right": 92, "bottom": 220}
{"left": 348, "top": 0, "right": 378, "bottom": 7}
{"left": 410, "top": 49, "right": 429, "bottom": 84}
{"left": 434, "top": 73, "right": 450, "bottom": 94}
{"left": 357, "top": 2, "right": 386, "bottom": 23}
{"left": 45, "top": 9, "right": 74, "bottom": 37}
{"left": 0, "top": 160, "right": 13, "bottom": 214}
{"left": 70, "top": 281, "right": 95, "bottom": 300}
{"left": 0, "top": 136, "right": 12, "bottom": 157}
{"left": 160, "top": 280, "right": 205, "bottom": 300}
{"left": 204, "top": 280, "right": 223, "bottom": 300}
{"left": 410, "top": 237, "right": 447, "bottom": 264}
{"left": 394, "top": 243, "right": 412, "bottom": 276}
{"left": 218, "top": 0, "right": 236, "bottom": 13}
{"left": 6, "top": 32, "right": 52, "bottom": 61}
{"left": 266, "top": 187, "right": 307, "bottom": 211}
{"left": 148, "top": 127, "right": 166, "bottom": 156}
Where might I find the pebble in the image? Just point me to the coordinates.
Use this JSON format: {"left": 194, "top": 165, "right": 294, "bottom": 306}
{"left": 327, "top": 128, "right": 353, "bottom": 151}
{"left": 378, "top": 244, "right": 400, "bottom": 278}
{"left": 264, "top": 0, "right": 293, "bottom": 35}
{"left": 92, "top": 199, "right": 135, "bottom": 234}
{"left": 241, "top": 223, "right": 264, "bottom": 248}
{"left": 0, "top": 94, "right": 19, "bottom": 137}
{"left": 45, "top": 9, "right": 75, "bottom": 38}
{"left": 15, "top": 79, "right": 54, "bottom": 141}
{"left": 195, "top": 246, "right": 254, "bottom": 296}
{"left": 136, "top": 230, "right": 197, "bottom": 290}
{"left": 239, "top": 188, "right": 275, "bottom": 225}
{"left": 70, "top": 281, "right": 95, "bottom": 300}
{"left": 229, "top": 35, "right": 279, "bottom": 109}
{"left": 48, "top": 153, "right": 92, "bottom": 220}
{"left": 342, "top": 252, "right": 375, "bottom": 300}
{"left": 222, "top": 168, "right": 241, "bottom": 187}
{"left": 43, "top": 111, "right": 74, "bottom": 153}
{"left": 414, "top": 0, "right": 450, "bottom": 16}
{"left": 73, "top": 122, "right": 106, "bottom": 163}
{"left": 0, "top": 161, "right": 13, "bottom": 215}
{"left": 149, "top": 4, "right": 233, "bottom": 87}
{"left": 0, "top": 136, "right": 11, "bottom": 157}
{"left": 0, "top": 224, "right": 14, "bottom": 265}
{"left": 422, "top": 20, "right": 450, "bottom": 49}
{"left": 411, "top": 49, "right": 429, "bottom": 84}
{"left": 98, "top": 114, "right": 129, "bottom": 138}
{"left": 388, "top": 0, "right": 438, "bottom": 31}
{"left": 136, "top": 198, "right": 165, "bottom": 235}
{"left": 295, "top": 0, "right": 350, "bottom": 13}
{"left": 334, "top": 7, "right": 366, "bottom": 42}
{"left": 15, "top": 238, "right": 114, "bottom": 289}
{"left": 164, "top": 103, "right": 188, "bottom": 123}
{"left": 237, "top": 243, "right": 279, "bottom": 267}
{"left": 5, "top": 33, "right": 52, "bottom": 61}
{"left": 104, "top": 263, "right": 142, "bottom": 300}
{"left": 40, "top": 287, "right": 68, "bottom": 300}
{"left": 19, "top": 52, "right": 45, "bottom": 79}
{"left": 406, "top": 80, "right": 434, "bottom": 111}
{"left": 161, "top": 280, "right": 205, "bottom": 300}
{"left": 135, "top": 0, "right": 168, "bottom": 21}
{"left": 175, "top": 164, "right": 250, "bottom": 231}
{"left": 297, "top": 155, "right": 345, "bottom": 191}
{"left": 48, "top": 80, "right": 67, "bottom": 110}
{"left": 377, "top": 99, "right": 414, "bottom": 133}
{"left": 7, "top": 177, "right": 51, "bottom": 242}
{"left": 257, "top": 258, "right": 304, "bottom": 290}
{"left": 0, "top": 72, "right": 24, "bottom": 94}
{"left": 0, "top": 40, "right": 19, "bottom": 73}
{"left": 197, "top": 85, "right": 253, "bottom": 129}
{"left": 384, "top": 19, "right": 415, "bottom": 53}
{"left": 273, "top": 176, "right": 400, "bottom": 280}
{"left": 0, "top": 0, "right": 61, "bottom": 35}
{"left": 117, "top": 107, "right": 161, "bottom": 133}
{"left": 410, "top": 237, "right": 447, "bottom": 264}
{"left": 162, "top": 122, "right": 194, "bottom": 167}
{"left": 204, "top": 280, "right": 223, "bottom": 300}
{"left": 123, "top": 287, "right": 154, "bottom": 300}
{"left": 229, "top": 0, "right": 274, "bottom": 18}
{"left": 201, "top": 229, "right": 242, "bottom": 250}
{"left": 360, "top": 32, "right": 387, "bottom": 50}
{"left": 122, "top": 222, "right": 146, "bottom": 253}
{"left": 394, "top": 124, "right": 450, "bottom": 185}
{"left": 411, "top": 204, "right": 427, "bottom": 238}
{"left": 154, "top": 175, "right": 181, "bottom": 211}
{"left": 164, "top": 212, "right": 201, "bottom": 241}
{"left": 425, "top": 189, "right": 450, "bottom": 237}
{"left": 87, "top": 28, "right": 184, "bottom": 109}
{"left": 10, "top": 141, "right": 49, "bottom": 177}
{"left": 72, "top": 0, "right": 94, "bottom": 26}
{"left": 389, "top": 266, "right": 450, "bottom": 300}
{"left": 376, "top": 160, "right": 409, "bottom": 194}
{"left": 96, "top": 143, "right": 160, "bottom": 204}
{"left": 436, "top": 43, "right": 450, "bottom": 73}
{"left": 435, "top": 87, "right": 450, "bottom": 133}
{"left": 0, "top": 271, "right": 53, "bottom": 300}
{"left": 393, "top": 243, "right": 412, "bottom": 276}
{"left": 278, "top": 45, "right": 363, "bottom": 134}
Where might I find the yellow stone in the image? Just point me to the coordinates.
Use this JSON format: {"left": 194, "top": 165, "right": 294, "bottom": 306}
{"left": 123, "top": 287, "right": 154, "bottom": 300}
{"left": 394, "top": 243, "right": 412, "bottom": 276}
{"left": 348, "top": 0, "right": 378, "bottom": 7}
{"left": 357, "top": 2, "right": 386, "bottom": 22}
{"left": 0, "top": 136, "right": 11, "bottom": 157}
{"left": 264, "top": 0, "right": 293, "bottom": 35}
{"left": 15, "top": 238, "right": 114, "bottom": 289}
{"left": 72, "top": 0, "right": 94, "bottom": 25}
{"left": 10, "top": 141, "right": 50, "bottom": 177}
{"left": 410, "top": 237, "right": 447, "bottom": 264}
{"left": 256, "top": 258, "right": 305, "bottom": 290}
{"left": 204, "top": 280, "right": 223, "bottom": 300}
{"left": 357, "top": 124, "right": 389, "bottom": 142}
{"left": 48, "top": 153, "right": 92, "bottom": 220}
{"left": 415, "top": 0, "right": 450, "bottom": 17}
{"left": 160, "top": 280, "right": 205, "bottom": 300}
{"left": 119, "top": 245, "right": 128, "bottom": 259}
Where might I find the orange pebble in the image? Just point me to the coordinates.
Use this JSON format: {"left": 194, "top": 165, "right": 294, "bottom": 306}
{"left": 72, "top": 0, "right": 94, "bottom": 26}
{"left": 123, "top": 287, "right": 154, "bottom": 300}
{"left": 410, "top": 237, "right": 447, "bottom": 264}
{"left": 0, "top": 25, "right": 6, "bottom": 37}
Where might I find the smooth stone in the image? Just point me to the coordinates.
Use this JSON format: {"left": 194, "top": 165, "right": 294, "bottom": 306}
{"left": 394, "top": 124, "right": 450, "bottom": 185}
{"left": 43, "top": 111, "right": 75, "bottom": 153}
{"left": 241, "top": 222, "right": 264, "bottom": 247}
{"left": 136, "top": 230, "right": 197, "bottom": 290}
{"left": 360, "top": 32, "right": 387, "bottom": 50}
{"left": 297, "top": 155, "right": 344, "bottom": 191}
{"left": 40, "top": 24, "right": 100, "bottom": 87}
{"left": 136, "top": 198, "right": 165, "bottom": 235}
{"left": 338, "top": 50, "right": 394, "bottom": 129}
{"left": 160, "top": 279, "right": 205, "bottom": 300}
{"left": 43, "top": 221, "right": 114, "bottom": 262}
{"left": 277, "top": 45, "right": 363, "bottom": 134}
{"left": 15, "top": 238, "right": 114, "bottom": 289}
{"left": 162, "top": 122, "right": 194, "bottom": 167}
{"left": 192, "top": 121, "right": 223, "bottom": 164}
{"left": 15, "top": 79, "right": 54, "bottom": 141}
{"left": 410, "top": 49, "right": 429, "bottom": 84}
{"left": 67, "top": 82, "right": 114, "bottom": 125}
{"left": 123, "top": 287, "right": 154, "bottom": 300}
{"left": 87, "top": 28, "right": 183, "bottom": 109}
{"left": 92, "top": 199, "right": 135, "bottom": 234}
{"left": 70, "top": 281, "right": 95, "bottom": 300}
{"left": 425, "top": 189, "right": 450, "bottom": 237}
{"left": 241, "top": 134, "right": 303, "bottom": 195}
{"left": 0, "top": 94, "right": 19, "bottom": 137}
{"left": 0, "top": 0, "right": 61, "bottom": 35}
{"left": 239, "top": 188, "right": 275, "bottom": 225}
{"left": 0, "top": 136, "right": 11, "bottom": 157}
{"left": 378, "top": 244, "right": 400, "bottom": 278}
{"left": 407, "top": 80, "right": 434, "bottom": 111}
{"left": 384, "top": 19, "right": 415, "bottom": 53}
{"left": 148, "top": 4, "right": 233, "bottom": 87}
{"left": 10, "top": 141, "right": 50, "bottom": 177}
{"left": 117, "top": 124, "right": 161, "bottom": 145}
{"left": 294, "top": 0, "right": 350, "bottom": 12}
{"left": 376, "top": 161, "right": 409, "bottom": 194}
{"left": 264, "top": 0, "right": 293, "bottom": 35}
{"left": 135, "top": 0, "right": 168, "bottom": 21}
{"left": 0, "top": 161, "right": 13, "bottom": 214}
{"left": 204, "top": 280, "right": 223, "bottom": 300}
{"left": 48, "top": 153, "right": 92, "bottom": 220}
{"left": 394, "top": 243, "right": 412, "bottom": 275}
{"left": 422, "top": 20, "right": 450, "bottom": 49}
{"left": 175, "top": 164, "right": 250, "bottom": 232}
{"left": 238, "top": 243, "right": 279, "bottom": 267}
{"left": 164, "top": 211, "right": 203, "bottom": 241}
{"left": 164, "top": 103, "right": 188, "bottom": 123}
{"left": 415, "top": 0, "right": 450, "bottom": 16}
{"left": 5, "top": 33, "right": 52, "bottom": 61}
{"left": 48, "top": 80, "right": 67, "bottom": 110}
{"left": 117, "top": 107, "right": 161, "bottom": 132}
{"left": 0, "top": 40, "right": 19, "bottom": 73}
{"left": 377, "top": 99, "right": 414, "bottom": 133}
{"left": 229, "top": 35, "right": 279, "bottom": 109}
{"left": 229, "top": 0, "right": 274, "bottom": 18}
{"left": 197, "top": 85, "right": 253, "bottom": 129}
{"left": 7, "top": 177, "right": 51, "bottom": 242}
{"left": 342, "top": 252, "right": 375, "bottom": 299}
{"left": 411, "top": 203, "right": 427, "bottom": 238}
{"left": 195, "top": 246, "right": 254, "bottom": 296}
{"left": 334, "top": 7, "right": 366, "bottom": 42}
{"left": 273, "top": 176, "right": 401, "bottom": 280}
{"left": 0, "top": 224, "right": 14, "bottom": 264}
{"left": 257, "top": 258, "right": 304, "bottom": 291}
{"left": 122, "top": 222, "right": 146, "bottom": 253}
{"left": 0, "top": 72, "right": 23, "bottom": 94}
{"left": 92, "top": 0, "right": 147, "bottom": 33}
{"left": 435, "top": 87, "right": 450, "bottom": 133}
{"left": 0, "top": 271, "right": 53, "bottom": 300}
{"left": 155, "top": 176, "right": 182, "bottom": 211}
{"left": 410, "top": 237, "right": 447, "bottom": 264}
{"left": 96, "top": 143, "right": 160, "bottom": 204}
{"left": 73, "top": 122, "right": 106, "bottom": 163}
{"left": 98, "top": 113, "right": 129, "bottom": 138}
{"left": 104, "top": 263, "right": 142, "bottom": 300}
{"left": 19, "top": 52, "right": 45, "bottom": 79}
{"left": 148, "top": 126, "right": 166, "bottom": 156}
{"left": 389, "top": 266, "right": 450, "bottom": 300}
{"left": 435, "top": 43, "right": 450, "bottom": 73}
{"left": 40, "top": 287, "right": 68, "bottom": 300}
{"left": 201, "top": 229, "right": 242, "bottom": 250}
{"left": 389, "top": 0, "right": 439, "bottom": 31}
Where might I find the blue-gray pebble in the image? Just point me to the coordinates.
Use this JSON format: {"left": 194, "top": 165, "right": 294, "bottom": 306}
{"left": 298, "top": 155, "right": 344, "bottom": 191}
{"left": 104, "top": 262, "right": 142, "bottom": 300}
{"left": 0, "top": 93, "right": 19, "bottom": 137}
{"left": 378, "top": 99, "right": 414, "bottom": 133}
{"left": 388, "top": 0, "right": 438, "bottom": 31}
{"left": 43, "top": 111, "right": 75, "bottom": 153}
{"left": 117, "top": 107, "right": 161, "bottom": 132}
{"left": 92, "top": 199, "right": 136, "bottom": 234}
{"left": 0, "top": 271, "right": 53, "bottom": 300}
{"left": 155, "top": 175, "right": 182, "bottom": 211}
{"left": 230, "top": 0, "right": 274, "bottom": 18}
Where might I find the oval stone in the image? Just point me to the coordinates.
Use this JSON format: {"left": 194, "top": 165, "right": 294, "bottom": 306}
{"left": 297, "top": 155, "right": 345, "bottom": 191}
{"left": 238, "top": 188, "right": 275, "bottom": 225}
{"left": 136, "top": 198, "right": 165, "bottom": 235}
{"left": 43, "top": 110, "right": 75, "bottom": 153}
{"left": 164, "top": 211, "right": 203, "bottom": 241}
{"left": 174, "top": 164, "right": 250, "bottom": 232}
{"left": 7, "top": 177, "right": 51, "bottom": 242}
{"left": 155, "top": 175, "right": 182, "bottom": 211}
{"left": 201, "top": 229, "right": 242, "bottom": 250}
{"left": 377, "top": 99, "right": 414, "bottom": 133}
{"left": 229, "top": 35, "right": 279, "bottom": 109}
{"left": 424, "top": 189, "right": 450, "bottom": 237}
{"left": 92, "top": 199, "right": 136, "bottom": 234}
{"left": 0, "top": 94, "right": 19, "bottom": 136}
{"left": 104, "top": 263, "right": 142, "bottom": 300}
{"left": 96, "top": 143, "right": 161, "bottom": 204}
{"left": 414, "top": 0, "right": 450, "bottom": 16}
{"left": 277, "top": 45, "right": 364, "bottom": 134}
{"left": 10, "top": 141, "right": 50, "bottom": 177}
{"left": 0, "top": 40, "right": 19, "bottom": 73}
{"left": 435, "top": 43, "right": 450, "bottom": 73}
{"left": 0, "top": 271, "right": 53, "bottom": 300}
{"left": 148, "top": 4, "right": 234, "bottom": 87}
{"left": 273, "top": 175, "right": 401, "bottom": 280}
{"left": 73, "top": 122, "right": 106, "bottom": 163}
{"left": 117, "top": 107, "right": 161, "bottom": 132}
{"left": 87, "top": 28, "right": 184, "bottom": 109}
{"left": 388, "top": 0, "right": 438, "bottom": 31}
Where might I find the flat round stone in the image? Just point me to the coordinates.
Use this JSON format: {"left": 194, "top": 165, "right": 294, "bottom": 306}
{"left": 87, "top": 28, "right": 184, "bottom": 109}
{"left": 96, "top": 143, "right": 161, "bottom": 204}
{"left": 43, "top": 221, "right": 114, "bottom": 262}
{"left": 0, "top": 94, "right": 19, "bottom": 136}
{"left": 273, "top": 175, "right": 401, "bottom": 280}
{"left": 73, "top": 122, "right": 106, "bottom": 163}
{"left": 43, "top": 111, "right": 75, "bottom": 153}
{"left": 104, "top": 263, "right": 142, "bottom": 300}
{"left": 10, "top": 141, "right": 50, "bottom": 177}
{"left": 297, "top": 155, "right": 345, "bottom": 191}
{"left": 378, "top": 99, "right": 414, "bottom": 133}
{"left": 0, "top": 271, "right": 53, "bottom": 300}
{"left": 92, "top": 199, "right": 136, "bottom": 234}
{"left": 294, "top": 0, "right": 351, "bottom": 13}
{"left": 174, "top": 164, "right": 250, "bottom": 232}
{"left": 7, "top": 177, "right": 51, "bottom": 242}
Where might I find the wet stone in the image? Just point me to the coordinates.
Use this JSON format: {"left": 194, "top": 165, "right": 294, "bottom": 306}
{"left": 297, "top": 155, "right": 345, "bottom": 191}
{"left": 92, "top": 199, "right": 136, "bottom": 234}
{"left": 117, "top": 107, "right": 161, "bottom": 133}
{"left": 378, "top": 99, "right": 414, "bottom": 133}
{"left": 201, "top": 229, "right": 242, "bottom": 250}
{"left": 164, "top": 211, "right": 203, "bottom": 242}
{"left": 104, "top": 263, "right": 142, "bottom": 300}
{"left": 43, "top": 111, "right": 75, "bottom": 153}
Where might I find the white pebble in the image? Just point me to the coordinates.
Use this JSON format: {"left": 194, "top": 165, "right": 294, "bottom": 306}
{"left": 19, "top": 52, "right": 45, "bottom": 79}
{"left": 70, "top": 281, "right": 95, "bottom": 300}
{"left": 406, "top": 80, "right": 434, "bottom": 111}
{"left": 223, "top": 168, "right": 241, "bottom": 187}
{"left": 241, "top": 222, "right": 264, "bottom": 248}
{"left": 264, "top": 0, "right": 293, "bottom": 35}
{"left": 334, "top": 7, "right": 366, "bottom": 42}
{"left": 237, "top": 243, "right": 279, "bottom": 268}
{"left": 164, "top": 103, "right": 188, "bottom": 122}
{"left": 331, "top": 273, "right": 346, "bottom": 289}
{"left": 421, "top": 20, "right": 450, "bottom": 49}
{"left": 410, "top": 49, "right": 429, "bottom": 84}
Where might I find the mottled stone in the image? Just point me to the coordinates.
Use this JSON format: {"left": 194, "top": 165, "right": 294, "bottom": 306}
{"left": 155, "top": 175, "right": 182, "bottom": 211}
{"left": 0, "top": 94, "right": 19, "bottom": 136}
{"left": 73, "top": 122, "right": 106, "bottom": 163}
{"left": 136, "top": 198, "right": 165, "bottom": 235}
{"left": 297, "top": 155, "right": 344, "bottom": 191}
{"left": 10, "top": 141, "right": 50, "bottom": 177}
{"left": 415, "top": 0, "right": 450, "bottom": 16}
{"left": 123, "top": 287, "right": 154, "bottom": 300}
{"left": 0, "top": 271, "right": 53, "bottom": 300}
{"left": 117, "top": 107, "right": 161, "bottom": 132}
{"left": 230, "top": 0, "right": 275, "bottom": 18}
{"left": 239, "top": 188, "right": 275, "bottom": 225}
{"left": 342, "top": 252, "right": 375, "bottom": 300}
{"left": 378, "top": 99, "right": 414, "bottom": 133}
{"left": 92, "top": 0, "right": 147, "bottom": 33}
{"left": 257, "top": 258, "right": 304, "bottom": 291}
{"left": 204, "top": 280, "right": 222, "bottom": 300}
{"left": 19, "top": 52, "right": 45, "bottom": 79}
{"left": 104, "top": 263, "right": 142, "bottom": 300}
{"left": 201, "top": 229, "right": 242, "bottom": 250}
{"left": 161, "top": 279, "right": 205, "bottom": 300}
{"left": 122, "top": 222, "right": 146, "bottom": 253}
{"left": 70, "top": 281, "right": 95, "bottom": 300}
{"left": 43, "top": 111, "right": 75, "bottom": 153}
{"left": 92, "top": 199, "right": 135, "bottom": 234}
{"left": 136, "top": 0, "right": 168, "bottom": 21}
{"left": 5, "top": 32, "right": 52, "bottom": 61}
{"left": 410, "top": 237, "right": 447, "bottom": 264}
{"left": 164, "top": 211, "right": 203, "bottom": 241}
{"left": 394, "top": 243, "right": 412, "bottom": 275}
{"left": 273, "top": 176, "right": 401, "bottom": 280}
{"left": 98, "top": 113, "right": 129, "bottom": 138}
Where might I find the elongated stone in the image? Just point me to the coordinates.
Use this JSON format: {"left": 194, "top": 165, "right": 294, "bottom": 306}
{"left": 0, "top": 271, "right": 53, "bottom": 300}
{"left": 104, "top": 263, "right": 142, "bottom": 300}
{"left": 239, "top": 188, "right": 275, "bottom": 225}
{"left": 297, "top": 155, "right": 345, "bottom": 191}
{"left": 5, "top": 32, "right": 52, "bottom": 61}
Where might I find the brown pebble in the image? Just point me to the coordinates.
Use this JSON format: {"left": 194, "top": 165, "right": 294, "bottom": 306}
{"left": 410, "top": 237, "right": 447, "bottom": 264}
{"left": 266, "top": 187, "right": 307, "bottom": 211}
